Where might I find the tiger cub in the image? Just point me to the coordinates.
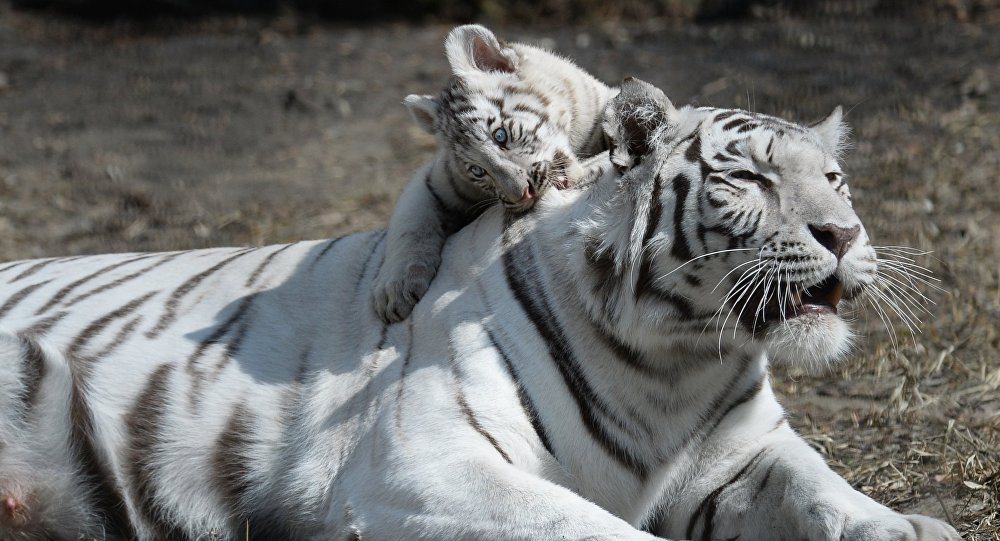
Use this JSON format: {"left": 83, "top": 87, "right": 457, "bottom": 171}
{"left": 372, "top": 24, "right": 614, "bottom": 323}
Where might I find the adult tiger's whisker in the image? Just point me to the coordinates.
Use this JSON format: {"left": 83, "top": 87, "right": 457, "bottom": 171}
{"left": 876, "top": 271, "right": 935, "bottom": 314}
{"left": 658, "top": 248, "right": 759, "bottom": 281}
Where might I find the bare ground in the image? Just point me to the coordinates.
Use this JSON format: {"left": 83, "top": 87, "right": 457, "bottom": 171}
{"left": 0, "top": 4, "right": 997, "bottom": 538}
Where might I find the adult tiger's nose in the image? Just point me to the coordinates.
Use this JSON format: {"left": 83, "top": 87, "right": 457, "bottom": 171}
{"left": 518, "top": 185, "right": 536, "bottom": 203}
{"left": 809, "top": 223, "right": 860, "bottom": 260}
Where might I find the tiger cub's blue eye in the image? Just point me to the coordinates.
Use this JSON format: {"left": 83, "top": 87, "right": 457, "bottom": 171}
{"left": 493, "top": 127, "right": 508, "bottom": 145}
{"left": 469, "top": 165, "right": 486, "bottom": 178}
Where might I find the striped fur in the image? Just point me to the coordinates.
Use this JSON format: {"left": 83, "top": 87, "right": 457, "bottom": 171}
{"left": 0, "top": 79, "right": 958, "bottom": 540}
{"left": 372, "top": 24, "right": 614, "bottom": 322}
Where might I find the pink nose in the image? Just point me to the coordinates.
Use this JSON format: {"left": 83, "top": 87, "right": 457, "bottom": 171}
{"left": 518, "top": 185, "right": 536, "bottom": 203}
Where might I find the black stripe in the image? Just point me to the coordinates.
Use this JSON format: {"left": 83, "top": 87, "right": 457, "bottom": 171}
{"left": 686, "top": 448, "right": 769, "bottom": 541}
{"left": 730, "top": 170, "right": 772, "bottom": 187}
{"left": 245, "top": 243, "right": 295, "bottom": 288}
{"left": 484, "top": 326, "right": 555, "bottom": 458}
{"left": 20, "top": 310, "right": 68, "bottom": 336}
{"left": 355, "top": 231, "right": 387, "bottom": 294}
{"left": 186, "top": 294, "right": 257, "bottom": 406}
{"left": 308, "top": 237, "right": 343, "bottom": 270}
{"left": 125, "top": 363, "right": 188, "bottom": 539}
{"left": 453, "top": 376, "right": 512, "bottom": 464}
{"left": 9, "top": 258, "right": 59, "bottom": 283}
{"left": 90, "top": 315, "right": 143, "bottom": 361}
{"left": 685, "top": 134, "right": 702, "bottom": 164}
{"left": 713, "top": 110, "right": 740, "bottom": 121}
{"left": 670, "top": 173, "right": 694, "bottom": 263}
{"left": 724, "top": 140, "right": 742, "bottom": 157}
{"left": 502, "top": 238, "right": 647, "bottom": 476}
{"left": 441, "top": 169, "right": 481, "bottom": 210}
{"left": 65, "top": 252, "right": 182, "bottom": 308}
{"left": 722, "top": 117, "right": 749, "bottom": 131}
{"left": 68, "top": 291, "right": 158, "bottom": 360}
{"left": 68, "top": 354, "right": 136, "bottom": 539}
{"left": 146, "top": 250, "right": 253, "bottom": 339}
{"left": 214, "top": 401, "right": 256, "bottom": 523}
{"left": 706, "top": 375, "right": 765, "bottom": 436}
{"left": 0, "top": 261, "right": 29, "bottom": 274}
{"left": 647, "top": 284, "right": 698, "bottom": 320}
{"left": 509, "top": 101, "right": 549, "bottom": 123}
{"left": 15, "top": 333, "right": 47, "bottom": 423}
{"left": 35, "top": 254, "right": 157, "bottom": 315}
{"left": 0, "top": 280, "right": 51, "bottom": 319}
{"left": 394, "top": 321, "right": 414, "bottom": 432}
{"left": 635, "top": 174, "right": 664, "bottom": 298}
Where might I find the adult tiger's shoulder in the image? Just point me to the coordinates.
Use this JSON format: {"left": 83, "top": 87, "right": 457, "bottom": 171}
{"left": 371, "top": 24, "right": 614, "bottom": 323}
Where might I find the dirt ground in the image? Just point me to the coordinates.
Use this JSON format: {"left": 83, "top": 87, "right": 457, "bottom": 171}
{"left": 0, "top": 3, "right": 998, "bottom": 538}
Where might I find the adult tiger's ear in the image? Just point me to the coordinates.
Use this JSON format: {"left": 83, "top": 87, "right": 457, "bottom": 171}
{"left": 603, "top": 77, "right": 677, "bottom": 171}
{"left": 404, "top": 94, "right": 439, "bottom": 134}
{"left": 445, "top": 24, "right": 518, "bottom": 76}
{"left": 810, "top": 106, "right": 850, "bottom": 156}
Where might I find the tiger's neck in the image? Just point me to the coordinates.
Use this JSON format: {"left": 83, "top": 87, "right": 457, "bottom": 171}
{"left": 502, "top": 179, "right": 772, "bottom": 502}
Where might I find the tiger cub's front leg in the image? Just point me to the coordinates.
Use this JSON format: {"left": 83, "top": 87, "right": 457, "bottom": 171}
{"left": 373, "top": 162, "right": 471, "bottom": 323}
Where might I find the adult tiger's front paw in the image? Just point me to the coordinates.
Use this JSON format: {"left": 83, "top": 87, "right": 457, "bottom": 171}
{"left": 842, "top": 514, "right": 962, "bottom": 541}
{"left": 372, "top": 261, "right": 438, "bottom": 324}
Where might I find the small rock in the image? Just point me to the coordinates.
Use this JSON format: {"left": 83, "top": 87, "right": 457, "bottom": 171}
{"left": 960, "top": 68, "right": 990, "bottom": 97}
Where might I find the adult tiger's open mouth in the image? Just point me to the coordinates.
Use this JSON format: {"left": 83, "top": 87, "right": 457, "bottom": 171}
{"left": 767, "top": 275, "right": 845, "bottom": 319}
{"left": 739, "top": 275, "right": 848, "bottom": 332}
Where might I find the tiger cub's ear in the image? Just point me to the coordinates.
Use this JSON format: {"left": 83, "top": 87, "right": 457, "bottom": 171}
{"left": 603, "top": 77, "right": 677, "bottom": 171}
{"left": 404, "top": 94, "right": 439, "bottom": 134}
{"left": 445, "top": 24, "right": 519, "bottom": 76}
{"left": 810, "top": 106, "right": 849, "bottom": 156}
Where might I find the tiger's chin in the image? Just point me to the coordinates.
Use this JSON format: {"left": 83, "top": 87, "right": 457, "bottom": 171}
{"left": 757, "top": 275, "right": 854, "bottom": 370}
{"left": 763, "top": 313, "right": 853, "bottom": 371}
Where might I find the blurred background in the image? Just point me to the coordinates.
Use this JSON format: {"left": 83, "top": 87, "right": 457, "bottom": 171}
{"left": 0, "top": 0, "right": 997, "bottom": 538}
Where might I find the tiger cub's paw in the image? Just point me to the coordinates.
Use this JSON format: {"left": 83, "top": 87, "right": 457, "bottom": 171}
{"left": 372, "top": 261, "right": 438, "bottom": 324}
{"left": 843, "top": 514, "right": 962, "bottom": 541}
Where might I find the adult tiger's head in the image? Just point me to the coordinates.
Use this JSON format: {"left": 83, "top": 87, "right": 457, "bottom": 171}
{"left": 404, "top": 25, "right": 579, "bottom": 213}
{"left": 577, "top": 78, "right": 879, "bottom": 368}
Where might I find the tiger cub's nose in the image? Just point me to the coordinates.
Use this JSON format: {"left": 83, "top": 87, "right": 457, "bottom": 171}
{"left": 519, "top": 185, "right": 536, "bottom": 203}
{"left": 809, "top": 223, "right": 861, "bottom": 260}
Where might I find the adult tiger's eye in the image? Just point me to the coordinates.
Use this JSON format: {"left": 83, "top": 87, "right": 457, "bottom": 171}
{"left": 469, "top": 165, "right": 486, "bottom": 178}
{"left": 493, "top": 127, "right": 508, "bottom": 145}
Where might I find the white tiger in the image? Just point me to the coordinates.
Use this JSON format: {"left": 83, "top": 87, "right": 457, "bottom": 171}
{"left": 0, "top": 78, "right": 960, "bottom": 540}
{"left": 372, "top": 24, "right": 614, "bottom": 323}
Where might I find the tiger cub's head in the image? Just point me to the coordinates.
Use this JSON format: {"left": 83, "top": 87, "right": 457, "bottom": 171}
{"left": 405, "top": 25, "right": 578, "bottom": 213}
{"left": 590, "top": 78, "right": 880, "bottom": 367}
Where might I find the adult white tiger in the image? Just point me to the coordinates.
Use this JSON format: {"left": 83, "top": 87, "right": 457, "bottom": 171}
{"left": 0, "top": 79, "right": 959, "bottom": 540}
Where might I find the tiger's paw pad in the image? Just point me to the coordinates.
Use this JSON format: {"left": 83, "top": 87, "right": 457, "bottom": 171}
{"left": 844, "top": 514, "right": 962, "bottom": 541}
{"left": 373, "top": 262, "right": 437, "bottom": 324}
